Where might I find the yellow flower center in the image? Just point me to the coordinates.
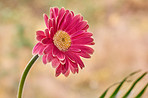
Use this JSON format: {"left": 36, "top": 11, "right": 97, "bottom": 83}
{"left": 53, "top": 30, "right": 71, "bottom": 51}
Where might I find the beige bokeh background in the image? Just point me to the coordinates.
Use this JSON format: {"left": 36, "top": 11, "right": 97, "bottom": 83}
{"left": 0, "top": 0, "right": 148, "bottom": 98}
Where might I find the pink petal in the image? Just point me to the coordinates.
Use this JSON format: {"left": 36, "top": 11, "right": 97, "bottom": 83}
{"left": 73, "top": 45, "right": 94, "bottom": 54}
{"left": 55, "top": 64, "right": 62, "bottom": 77}
{"left": 52, "top": 46, "right": 65, "bottom": 60}
{"left": 32, "top": 43, "right": 43, "bottom": 55}
{"left": 36, "top": 30, "right": 45, "bottom": 36}
{"left": 50, "top": 7, "right": 59, "bottom": 19}
{"left": 70, "top": 30, "right": 84, "bottom": 36}
{"left": 69, "top": 59, "right": 79, "bottom": 74}
{"left": 66, "top": 51, "right": 85, "bottom": 69}
{"left": 48, "top": 19, "right": 53, "bottom": 30}
{"left": 52, "top": 18, "right": 57, "bottom": 33}
{"left": 45, "top": 29, "right": 50, "bottom": 38}
{"left": 50, "top": 8, "right": 54, "bottom": 19}
{"left": 62, "top": 13, "right": 73, "bottom": 31}
{"left": 41, "top": 38, "right": 52, "bottom": 44}
{"left": 36, "top": 36, "right": 46, "bottom": 41}
{"left": 72, "top": 37, "right": 94, "bottom": 45}
{"left": 70, "top": 65, "right": 78, "bottom": 74}
{"left": 49, "top": 27, "right": 54, "bottom": 38}
{"left": 77, "top": 51, "right": 91, "bottom": 58}
{"left": 80, "top": 46, "right": 94, "bottom": 54}
{"left": 42, "top": 55, "right": 47, "bottom": 64}
{"left": 58, "top": 10, "right": 70, "bottom": 30}
{"left": 43, "top": 14, "right": 49, "bottom": 28}
{"left": 61, "top": 65, "right": 66, "bottom": 74}
{"left": 59, "top": 20, "right": 66, "bottom": 31}
{"left": 52, "top": 46, "right": 60, "bottom": 57}
{"left": 57, "top": 52, "right": 65, "bottom": 61}
{"left": 65, "top": 14, "right": 81, "bottom": 34}
{"left": 54, "top": 7, "right": 59, "bottom": 17}
{"left": 67, "top": 21, "right": 87, "bottom": 35}
{"left": 88, "top": 42, "right": 95, "bottom": 45}
{"left": 52, "top": 58, "right": 60, "bottom": 68}
{"left": 82, "top": 24, "right": 89, "bottom": 30}
{"left": 36, "top": 30, "right": 46, "bottom": 41}
{"left": 68, "top": 46, "right": 81, "bottom": 52}
{"left": 61, "top": 58, "right": 69, "bottom": 74}
{"left": 38, "top": 45, "right": 46, "bottom": 56}
{"left": 80, "top": 15, "right": 83, "bottom": 21}
{"left": 57, "top": 7, "right": 66, "bottom": 30}
{"left": 71, "top": 32, "right": 93, "bottom": 40}
{"left": 64, "top": 68, "right": 70, "bottom": 77}
{"left": 70, "top": 65, "right": 75, "bottom": 74}
{"left": 69, "top": 59, "right": 78, "bottom": 68}
{"left": 60, "top": 58, "right": 66, "bottom": 65}
{"left": 71, "top": 11, "right": 74, "bottom": 16}
{"left": 47, "top": 52, "right": 53, "bottom": 62}
{"left": 44, "top": 44, "right": 53, "bottom": 54}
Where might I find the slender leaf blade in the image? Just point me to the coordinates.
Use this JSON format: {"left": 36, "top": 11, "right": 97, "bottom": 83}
{"left": 100, "top": 70, "right": 140, "bottom": 98}
{"left": 123, "top": 72, "right": 147, "bottom": 98}
{"left": 100, "top": 89, "right": 108, "bottom": 98}
{"left": 99, "top": 82, "right": 119, "bottom": 98}
{"left": 110, "top": 79, "right": 126, "bottom": 98}
{"left": 110, "top": 70, "right": 141, "bottom": 98}
{"left": 135, "top": 83, "right": 148, "bottom": 98}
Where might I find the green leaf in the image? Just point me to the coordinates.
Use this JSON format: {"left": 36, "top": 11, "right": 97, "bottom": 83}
{"left": 110, "top": 70, "right": 141, "bottom": 98}
{"left": 99, "top": 89, "right": 108, "bottom": 98}
{"left": 135, "top": 83, "right": 148, "bottom": 98}
{"left": 99, "top": 82, "right": 120, "bottom": 98}
{"left": 99, "top": 70, "right": 140, "bottom": 98}
{"left": 122, "top": 72, "right": 147, "bottom": 98}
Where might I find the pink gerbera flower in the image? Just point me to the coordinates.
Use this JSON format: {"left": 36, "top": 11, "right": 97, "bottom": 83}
{"left": 32, "top": 7, "right": 94, "bottom": 77}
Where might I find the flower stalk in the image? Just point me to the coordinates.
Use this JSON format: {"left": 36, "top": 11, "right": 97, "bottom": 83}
{"left": 17, "top": 55, "right": 39, "bottom": 98}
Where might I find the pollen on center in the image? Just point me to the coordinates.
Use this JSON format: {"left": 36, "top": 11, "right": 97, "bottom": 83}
{"left": 53, "top": 30, "right": 71, "bottom": 51}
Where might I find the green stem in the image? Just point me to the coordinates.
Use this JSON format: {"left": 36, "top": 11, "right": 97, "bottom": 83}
{"left": 17, "top": 55, "right": 39, "bottom": 98}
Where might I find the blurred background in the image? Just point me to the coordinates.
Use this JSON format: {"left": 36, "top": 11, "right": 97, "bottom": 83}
{"left": 0, "top": 0, "right": 148, "bottom": 98}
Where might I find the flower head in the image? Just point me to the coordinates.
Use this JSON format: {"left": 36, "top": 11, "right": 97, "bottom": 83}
{"left": 32, "top": 7, "right": 94, "bottom": 77}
